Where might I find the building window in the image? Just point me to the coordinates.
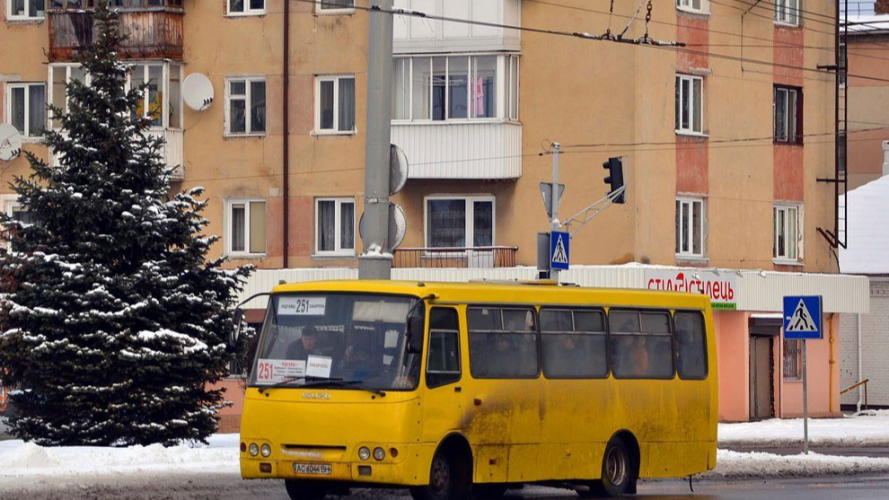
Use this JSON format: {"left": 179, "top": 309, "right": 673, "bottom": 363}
{"left": 228, "top": 0, "right": 265, "bottom": 16}
{"left": 315, "top": 76, "right": 356, "bottom": 134}
{"left": 783, "top": 339, "right": 802, "bottom": 381}
{"left": 226, "top": 77, "right": 266, "bottom": 136}
{"left": 227, "top": 200, "right": 267, "bottom": 256}
{"left": 774, "top": 85, "right": 802, "bottom": 144}
{"left": 675, "top": 197, "right": 705, "bottom": 258}
{"left": 315, "top": 198, "right": 355, "bottom": 256}
{"left": 393, "top": 54, "right": 520, "bottom": 122}
{"left": 774, "top": 0, "right": 800, "bottom": 26}
{"left": 7, "top": 0, "right": 45, "bottom": 20}
{"left": 425, "top": 196, "right": 494, "bottom": 248}
{"left": 317, "top": 0, "right": 355, "bottom": 13}
{"left": 675, "top": 74, "right": 704, "bottom": 135}
{"left": 6, "top": 83, "right": 46, "bottom": 139}
{"left": 676, "top": 0, "right": 709, "bottom": 15}
{"left": 773, "top": 204, "right": 801, "bottom": 262}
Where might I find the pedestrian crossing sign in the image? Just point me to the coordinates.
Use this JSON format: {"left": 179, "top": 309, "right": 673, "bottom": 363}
{"left": 550, "top": 231, "right": 570, "bottom": 271}
{"left": 783, "top": 295, "right": 823, "bottom": 340}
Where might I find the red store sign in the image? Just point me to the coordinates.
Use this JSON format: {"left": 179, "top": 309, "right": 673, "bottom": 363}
{"left": 645, "top": 270, "right": 738, "bottom": 310}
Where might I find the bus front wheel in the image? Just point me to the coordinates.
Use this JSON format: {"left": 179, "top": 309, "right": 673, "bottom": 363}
{"left": 411, "top": 450, "right": 470, "bottom": 500}
{"left": 284, "top": 480, "right": 328, "bottom": 500}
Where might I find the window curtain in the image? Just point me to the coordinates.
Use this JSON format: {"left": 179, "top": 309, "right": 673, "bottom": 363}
{"left": 231, "top": 205, "right": 246, "bottom": 252}
{"left": 28, "top": 86, "right": 46, "bottom": 137}
{"left": 340, "top": 202, "right": 354, "bottom": 250}
{"left": 338, "top": 78, "right": 355, "bottom": 132}
{"left": 319, "top": 201, "right": 336, "bottom": 251}
{"left": 428, "top": 200, "right": 465, "bottom": 248}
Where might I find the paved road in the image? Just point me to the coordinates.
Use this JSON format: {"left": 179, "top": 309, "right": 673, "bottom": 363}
{"left": 3, "top": 474, "right": 889, "bottom": 500}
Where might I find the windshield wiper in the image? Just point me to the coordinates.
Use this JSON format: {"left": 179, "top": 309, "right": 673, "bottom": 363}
{"left": 301, "top": 379, "right": 387, "bottom": 397}
{"left": 257, "top": 376, "right": 345, "bottom": 394}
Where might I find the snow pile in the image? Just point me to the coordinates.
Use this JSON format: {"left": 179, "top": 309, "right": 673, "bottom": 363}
{"left": 0, "top": 434, "right": 239, "bottom": 478}
{"left": 707, "top": 449, "right": 889, "bottom": 479}
{"left": 719, "top": 411, "right": 889, "bottom": 447}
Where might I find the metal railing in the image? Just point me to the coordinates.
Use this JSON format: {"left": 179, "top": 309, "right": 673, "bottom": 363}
{"left": 393, "top": 246, "right": 519, "bottom": 269}
{"left": 841, "top": 378, "right": 870, "bottom": 410}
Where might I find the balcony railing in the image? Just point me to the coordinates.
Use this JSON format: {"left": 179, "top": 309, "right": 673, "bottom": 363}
{"left": 47, "top": 1, "right": 184, "bottom": 62}
{"left": 393, "top": 246, "right": 519, "bottom": 269}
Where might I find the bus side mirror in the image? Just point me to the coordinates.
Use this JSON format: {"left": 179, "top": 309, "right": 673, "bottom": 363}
{"left": 407, "top": 315, "right": 425, "bottom": 354}
{"left": 231, "top": 308, "right": 245, "bottom": 348}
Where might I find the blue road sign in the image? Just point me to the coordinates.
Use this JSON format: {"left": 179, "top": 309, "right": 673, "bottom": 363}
{"left": 783, "top": 296, "right": 823, "bottom": 340}
{"left": 550, "top": 231, "right": 570, "bottom": 271}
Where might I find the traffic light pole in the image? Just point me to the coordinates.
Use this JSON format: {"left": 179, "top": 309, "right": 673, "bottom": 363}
{"left": 550, "top": 143, "right": 562, "bottom": 282}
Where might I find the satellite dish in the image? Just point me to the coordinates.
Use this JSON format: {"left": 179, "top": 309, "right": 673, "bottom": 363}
{"left": 182, "top": 73, "right": 214, "bottom": 112}
{"left": 359, "top": 202, "right": 407, "bottom": 251}
{"left": 389, "top": 144, "right": 409, "bottom": 195}
{"left": 0, "top": 124, "right": 22, "bottom": 162}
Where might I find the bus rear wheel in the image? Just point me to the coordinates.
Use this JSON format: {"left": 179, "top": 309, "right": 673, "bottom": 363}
{"left": 577, "top": 437, "right": 636, "bottom": 498}
{"left": 411, "top": 450, "right": 470, "bottom": 500}
{"left": 284, "top": 479, "right": 329, "bottom": 500}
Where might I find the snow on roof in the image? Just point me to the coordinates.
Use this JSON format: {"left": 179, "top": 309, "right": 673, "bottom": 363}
{"left": 846, "top": 14, "right": 889, "bottom": 34}
{"left": 840, "top": 175, "right": 889, "bottom": 275}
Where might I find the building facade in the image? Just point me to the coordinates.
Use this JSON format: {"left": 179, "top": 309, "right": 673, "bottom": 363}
{"left": 0, "top": 1, "right": 867, "bottom": 429}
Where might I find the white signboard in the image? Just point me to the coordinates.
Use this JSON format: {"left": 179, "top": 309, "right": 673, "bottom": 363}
{"left": 278, "top": 297, "right": 326, "bottom": 316}
{"left": 306, "top": 355, "right": 333, "bottom": 379}
{"left": 254, "top": 359, "right": 306, "bottom": 385}
{"left": 645, "top": 270, "right": 738, "bottom": 310}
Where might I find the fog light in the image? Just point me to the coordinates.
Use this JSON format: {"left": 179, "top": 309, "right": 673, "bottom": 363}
{"left": 359, "top": 447, "right": 371, "bottom": 461}
{"left": 260, "top": 463, "right": 272, "bottom": 473}
{"left": 373, "top": 447, "right": 385, "bottom": 461}
{"left": 358, "top": 465, "right": 372, "bottom": 476}
{"left": 240, "top": 442, "right": 247, "bottom": 453}
{"left": 261, "top": 444, "right": 272, "bottom": 457}
{"left": 249, "top": 443, "right": 259, "bottom": 457}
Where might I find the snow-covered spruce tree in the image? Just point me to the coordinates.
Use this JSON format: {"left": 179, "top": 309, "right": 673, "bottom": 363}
{"left": 0, "top": 1, "right": 250, "bottom": 446}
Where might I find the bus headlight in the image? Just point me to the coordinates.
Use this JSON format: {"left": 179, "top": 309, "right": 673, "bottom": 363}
{"left": 248, "top": 443, "right": 259, "bottom": 457}
{"left": 260, "top": 444, "right": 272, "bottom": 458}
{"left": 359, "top": 447, "right": 371, "bottom": 461}
{"left": 373, "top": 447, "right": 385, "bottom": 461}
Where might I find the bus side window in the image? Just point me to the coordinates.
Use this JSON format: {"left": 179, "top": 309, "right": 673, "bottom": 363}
{"left": 426, "top": 308, "right": 461, "bottom": 388}
{"left": 609, "top": 310, "right": 674, "bottom": 379}
{"left": 468, "top": 307, "right": 538, "bottom": 379}
{"left": 541, "top": 308, "right": 608, "bottom": 379}
{"left": 675, "top": 311, "right": 708, "bottom": 379}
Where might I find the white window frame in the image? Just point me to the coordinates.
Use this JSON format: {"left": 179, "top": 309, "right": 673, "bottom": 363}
{"left": 314, "top": 75, "right": 357, "bottom": 135}
{"left": 5, "top": 82, "right": 46, "bottom": 140}
{"left": 774, "top": 0, "right": 800, "bottom": 27}
{"left": 227, "top": 0, "right": 265, "bottom": 17}
{"left": 773, "top": 203, "right": 803, "bottom": 263}
{"left": 225, "top": 76, "right": 267, "bottom": 137}
{"left": 315, "top": 0, "right": 356, "bottom": 15}
{"left": 393, "top": 53, "right": 519, "bottom": 124}
{"left": 6, "top": 0, "right": 45, "bottom": 21}
{"left": 676, "top": 0, "right": 710, "bottom": 15}
{"left": 225, "top": 199, "right": 266, "bottom": 257}
{"left": 314, "top": 198, "right": 356, "bottom": 257}
{"left": 423, "top": 195, "right": 496, "bottom": 250}
{"left": 676, "top": 74, "right": 705, "bottom": 136}
{"left": 675, "top": 197, "right": 706, "bottom": 259}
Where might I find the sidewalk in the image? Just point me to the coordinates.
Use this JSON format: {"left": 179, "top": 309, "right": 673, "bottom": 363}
{"left": 718, "top": 410, "right": 889, "bottom": 449}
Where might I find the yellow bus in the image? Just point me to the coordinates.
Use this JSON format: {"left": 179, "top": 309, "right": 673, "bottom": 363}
{"left": 239, "top": 280, "right": 717, "bottom": 499}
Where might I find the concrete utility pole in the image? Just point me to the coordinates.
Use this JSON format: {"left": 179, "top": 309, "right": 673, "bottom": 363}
{"left": 550, "top": 142, "right": 561, "bottom": 282}
{"left": 359, "top": 0, "right": 395, "bottom": 280}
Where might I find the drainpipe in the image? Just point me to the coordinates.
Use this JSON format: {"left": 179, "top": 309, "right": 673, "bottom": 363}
{"left": 282, "top": 0, "right": 291, "bottom": 268}
{"left": 857, "top": 313, "right": 863, "bottom": 413}
{"left": 882, "top": 141, "right": 889, "bottom": 177}
{"left": 829, "top": 314, "right": 836, "bottom": 414}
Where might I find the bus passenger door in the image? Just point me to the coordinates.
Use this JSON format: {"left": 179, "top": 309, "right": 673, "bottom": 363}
{"left": 421, "top": 308, "right": 465, "bottom": 450}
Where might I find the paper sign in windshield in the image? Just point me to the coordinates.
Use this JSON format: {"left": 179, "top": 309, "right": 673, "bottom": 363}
{"left": 255, "top": 359, "right": 306, "bottom": 385}
{"left": 306, "top": 355, "right": 333, "bottom": 379}
{"left": 279, "top": 297, "right": 326, "bottom": 316}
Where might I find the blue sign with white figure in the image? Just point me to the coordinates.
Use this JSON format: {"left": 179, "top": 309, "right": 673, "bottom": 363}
{"left": 783, "top": 296, "right": 823, "bottom": 340}
{"left": 550, "top": 231, "right": 570, "bottom": 271}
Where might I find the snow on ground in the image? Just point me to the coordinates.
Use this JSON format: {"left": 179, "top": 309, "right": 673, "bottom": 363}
{"left": 0, "top": 433, "right": 238, "bottom": 478}
{"left": 719, "top": 410, "right": 889, "bottom": 447}
{"left": 706, "top": 449, "right": 889, "bottom": 480}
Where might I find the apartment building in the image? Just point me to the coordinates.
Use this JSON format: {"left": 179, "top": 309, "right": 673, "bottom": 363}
{"left": 0, "top": 0, "right": 869, "bottom": 428}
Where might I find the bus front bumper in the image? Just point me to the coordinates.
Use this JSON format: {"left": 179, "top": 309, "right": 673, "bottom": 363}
{"left": 240, "top": 443, "right": 434, "bottom": 486}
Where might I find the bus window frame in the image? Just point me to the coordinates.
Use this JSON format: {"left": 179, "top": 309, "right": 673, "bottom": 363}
{"left": 672, "top": 309, "right": 709, "bottom": 381}
{"left": 539, "top": 306, "right": 610, "bottom": 380}
{"left": 467, "top": 304, "right": 541, "bottom": 380}
{"left": 425, "top": 306, "right": 463, "bottom": 389}
{"left": 607, "top": 307, "right": 677, "bottom": 380}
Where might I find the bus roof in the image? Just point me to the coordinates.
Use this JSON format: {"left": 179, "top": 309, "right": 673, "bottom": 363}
{"left": 271, "top": 280, "right": 712, "bottom": 311}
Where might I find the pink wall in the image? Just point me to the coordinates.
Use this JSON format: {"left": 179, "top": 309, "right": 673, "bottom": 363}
{"left": 714, "top": 311, "right": 750, "bottom": 422}
{"left": 776, "top": 314, "right": 841, "bottom": 418}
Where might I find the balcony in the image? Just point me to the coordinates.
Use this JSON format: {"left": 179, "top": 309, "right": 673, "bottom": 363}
{"left": 393, "top": 246, "right": 519, "bottom": 269}
{"left": 153, "top": 128, "right": 184, "bottom": 181}
{"left": 393, "top": 0, "right": 521, "bottom": 53}
{"left": 47, "top": 1, "right": 184, "bottom": 62}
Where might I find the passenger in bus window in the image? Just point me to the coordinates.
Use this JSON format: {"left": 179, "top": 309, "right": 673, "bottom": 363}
{"left": 558, "top": 336, "right": 586, "bottom": 371}
{"left": 629, "top": 337, "right": 650, "bottom": 377}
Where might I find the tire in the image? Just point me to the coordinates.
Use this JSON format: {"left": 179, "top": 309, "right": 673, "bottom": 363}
{"left": 598, "top": 437, "right": 634, "bottom": 497}
{"left": 284, "top": 480, "right": 329, "bottom": 500}
{"left": 473, "top": 483, "right": 508, "bottom": 499}
{"left": 410, "top": 450, "right": 471, "bottom": 500}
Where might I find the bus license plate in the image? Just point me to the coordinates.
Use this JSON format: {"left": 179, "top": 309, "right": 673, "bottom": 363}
{"left": 294, "top": 463, "right": 332, "bottom": 475}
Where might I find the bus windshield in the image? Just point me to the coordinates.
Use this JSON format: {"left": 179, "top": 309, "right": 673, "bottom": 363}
{"left": 249, "top": 293, "right": 420, "bottom": 391}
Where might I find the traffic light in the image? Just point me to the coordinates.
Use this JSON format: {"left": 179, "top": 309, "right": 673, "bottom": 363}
{"left": 602, "top": 157, "right": 626, "bottom": 204}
